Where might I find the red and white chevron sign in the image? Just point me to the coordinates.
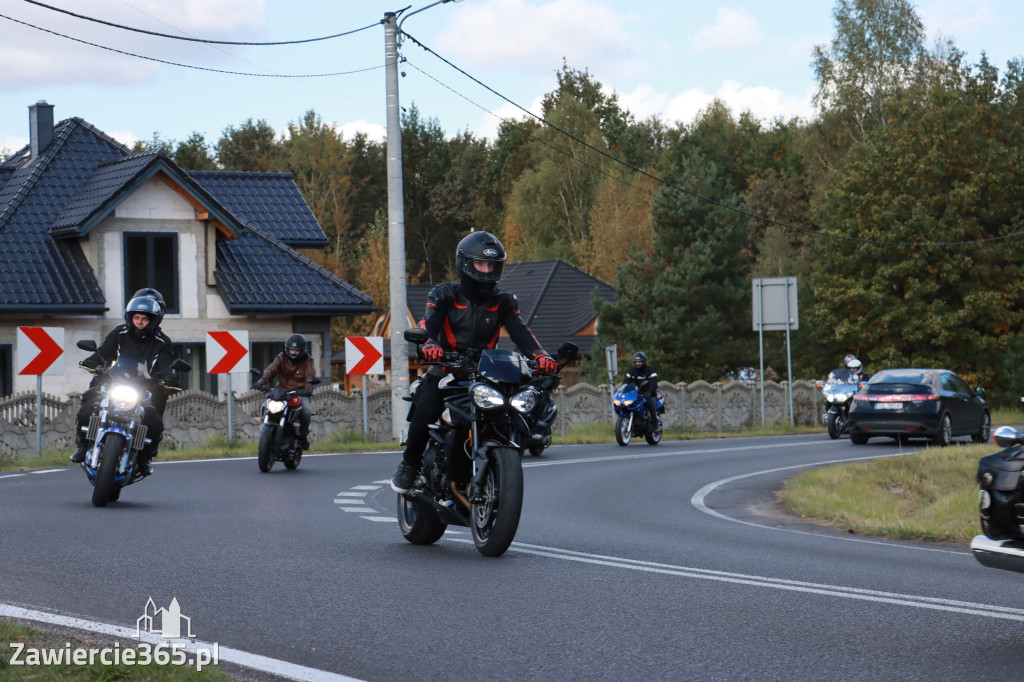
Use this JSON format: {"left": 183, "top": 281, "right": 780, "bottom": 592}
{"left": 17, "top": 326, "right": 65, "bottom": 376}
{"left": 345, "top": 336, "right": 384, "bottom": 375}
{"left": 206, "top": 330, "right": 250, "bottom": 374}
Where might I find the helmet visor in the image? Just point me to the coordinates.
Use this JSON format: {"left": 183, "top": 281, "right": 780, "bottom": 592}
{"left": 467, "top": 257, "right": 504, "bottom": 283}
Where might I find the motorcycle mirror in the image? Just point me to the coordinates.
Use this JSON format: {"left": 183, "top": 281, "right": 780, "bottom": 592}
{"left": 77, "top": 339, "right": 97, "bottom": 352}
{"left": 557, "top": 341, "right": 579, "bottom": 360}
{"left": 170, "top": 358, "right": 192, "bottom": 372}
{"left": 993, "top": 425, "right": 1024, "bottom": 448}
{"left": 404, "top": 327, "right": 428, "bottom": 344}
{"left": 815, "top": 380, "right": 823, "bottom": 388}
{"left": 250, "top": 368, "right": 262, "bottom": 378}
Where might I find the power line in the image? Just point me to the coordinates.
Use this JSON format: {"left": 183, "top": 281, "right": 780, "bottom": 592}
{"left": 401, "top": 30, "right": 1024, "bottom": 250}
{"left": 20, "top": 0, "right": 378, "bottom": 45}
{"left": 0, "top": 13, "right": 384, "bottom": 78}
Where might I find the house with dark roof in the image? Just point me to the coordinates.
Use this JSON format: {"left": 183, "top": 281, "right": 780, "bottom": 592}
{"left": 345, "top": 258, "right": 616, "bottom": 389}
{"left": 0, "top": 102, "right": 373, "bottom": 398}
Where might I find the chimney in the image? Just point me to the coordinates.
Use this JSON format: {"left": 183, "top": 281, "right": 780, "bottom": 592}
{"left": 29, "top": 101, "right": 54, "bottom": 159}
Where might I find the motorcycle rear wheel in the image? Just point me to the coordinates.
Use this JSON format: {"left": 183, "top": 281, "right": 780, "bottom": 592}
{"left": 645, "top": 424, "right": 662, "bottom": 445}
{"left": 472, "top": 447, "right": 523, "bottom": 557}
{"left": 257, "top": 425, "right": 275, "bottom": 473}
{"left": 92, "top": 434, "right": 124, "bottom": 507}
{"left": 397, "top": 495, "right": 447, "bottom": 545}
{"left": 614, "top": 415, "right": 632, "bottom": 446}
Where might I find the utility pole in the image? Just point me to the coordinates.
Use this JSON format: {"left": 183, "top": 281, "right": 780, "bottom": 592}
{"left": 384, "top": 11, "right": 409, "bottom": 442}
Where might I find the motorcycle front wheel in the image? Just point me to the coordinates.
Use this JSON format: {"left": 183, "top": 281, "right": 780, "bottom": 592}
{"left": 614, "top": 415, "right": 632, "bottom": 446}
{"left": 284, "top": 447, "right": 301, "bottom": 470}
{"left": 472, "top": 447, "right": 523, "bottom": 557}
{"left": 826, "top": 413, "right": 841, "bottom": 439}
{"left": 257, "top": 425, "right": 275, "bottom": 473}
{"left": 397, "top": 495, "right": 447, "bottom": 545}
{"left": 92, "top": 433, "right": 124, "bottom": 507}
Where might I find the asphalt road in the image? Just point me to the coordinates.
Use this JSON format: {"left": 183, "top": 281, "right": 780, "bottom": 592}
{"left": 2, "top": 434, "right": 1021, "bottom": 681}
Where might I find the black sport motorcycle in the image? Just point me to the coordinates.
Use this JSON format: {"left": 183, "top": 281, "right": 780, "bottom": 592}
{"left": 397, "top": 327, "right": 545, "bottom": 557}
{"left": 972, "top": 425, "right": 1024, "bottom": 573}
{"left": 251, "top": 371, "right": 321, "bottom": 473}
{"left": 75, "top": 340, "right": 190, "bottom": 507}
{"left": 815, "top": 368, "right": 863, "bottom": 439}
{"left": 517, "top": 341, "right": 579, "bottom": 456}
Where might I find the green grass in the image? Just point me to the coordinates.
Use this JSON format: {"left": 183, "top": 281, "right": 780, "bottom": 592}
{"left": 777, "top": 442, "right": 986, "bottom": 544}
{"left": 0, "top": 619, "right": 230, "bottom": 680}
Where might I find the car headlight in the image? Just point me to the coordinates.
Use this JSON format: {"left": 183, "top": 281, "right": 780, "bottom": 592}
{"left": 267, "top": 400, "right": 286, "bottom": 414}
{"left": 472, "top": 384, "right": 505, "bottom": 409}
{"left": 110, "top": 385, "right": 140, "bottom": 410}
{"left": 510, "top": 388, "right": 539, "bottom": 414}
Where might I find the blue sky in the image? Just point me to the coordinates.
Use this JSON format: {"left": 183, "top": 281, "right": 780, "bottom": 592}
{"left": 2, "top": 1, "right": 1022, "bottom": 154}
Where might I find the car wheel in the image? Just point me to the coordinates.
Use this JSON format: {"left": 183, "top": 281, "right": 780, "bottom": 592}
{"left": 931, "top": 413, "right": 952, "bottom": 447}
{"left": 850, "top": 432, "right": 868, "bottom": 445}
{"left": 973, "top": 411, "right": 992, "bottom": 444}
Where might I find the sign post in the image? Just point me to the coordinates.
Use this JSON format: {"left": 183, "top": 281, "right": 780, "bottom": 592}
{"left": 345, "top": 337, "right": 384, "bottom": 437}
{"left": 206, "top": 331, "right": 250, "bottom": 444}
{"left": 17, "top": 326, "right": 65, "bottom": 457}
{"left": 752, "top": 278, "right": 799, "bottom": 426}
{"left": 605, "top": 344, "right": 618, "bottom": 420}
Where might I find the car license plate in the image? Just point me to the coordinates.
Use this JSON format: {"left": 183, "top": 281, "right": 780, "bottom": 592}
{"left": 875, "top": 402, "right": 903, "bottom": 410}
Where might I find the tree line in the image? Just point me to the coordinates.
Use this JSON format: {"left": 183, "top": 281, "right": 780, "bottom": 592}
{"left": 134, "top": 0, "right": 1024, "bottom": 405}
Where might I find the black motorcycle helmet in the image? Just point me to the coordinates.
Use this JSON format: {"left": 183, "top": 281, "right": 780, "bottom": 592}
{"left": 124, "top": 296, "right": 163, "bottom": 337}
{"left": 456, "top": 231, "right": 506, "bottom": 298}
{"left": 632, "top": 351, "right": 647, "bottom": 369}
{"left": 284, "top": 334, "right": 308, "bottom": 361}
{"left": 131, "top": 288, "right": 166, "bottom": 310}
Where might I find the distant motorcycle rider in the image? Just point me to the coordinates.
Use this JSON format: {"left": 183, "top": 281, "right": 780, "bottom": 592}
{"left": 390, "top": 231, "right": 557, "bottom": 495}
{"left": 625, "top": 351, "right": 660, "bottom": 427}
{"left": 840, "top": 354, "right": 870, "bottom": 384}
{"left": 255, "top": 334, "right": 316, "bottom": 450}
{"left": 70, "top": 289, "right": 177, "bottom": 476}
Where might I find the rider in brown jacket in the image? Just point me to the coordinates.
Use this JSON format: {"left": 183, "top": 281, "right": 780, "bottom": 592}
{"left": 256, "top": 334, "right": 316, "bottom": 449}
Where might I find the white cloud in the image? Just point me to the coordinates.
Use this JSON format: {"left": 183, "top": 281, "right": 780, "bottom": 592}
{"left": 338, "top": 120, "right": 386, "bottom": 143}
{"left": 107, "top": 129, "right": 140, "bottom": 149}
{"left": 437, "top": 0, "right": 638, "bottom": 74}
{"left": 1, "top": 135, "right": 29, "bottom": 157}
{"left": 692, "top": 8, "right": 763, "bottom": 52}
{"left": 0, "top": 0, "right": 267, "bottom": 87}
{"left": 470, "top": 96, "right": 545, "bottom": 142}
{"left": 617, "top": 80, "right": 814, "bottom": 126}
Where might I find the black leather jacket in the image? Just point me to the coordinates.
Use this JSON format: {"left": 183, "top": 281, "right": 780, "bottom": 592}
{"left": 625, "top": 365, "right": 659, "bottom": 396}
{"left": 421, "top": 282, "right": 545, "bottom": 358}
{"left": 85, "top": 324, "right": 177, "bottom": 384}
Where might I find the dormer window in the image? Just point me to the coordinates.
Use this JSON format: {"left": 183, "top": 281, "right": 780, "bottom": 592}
{"left": 123, "top": 232, "right": 179, "bottom": 313}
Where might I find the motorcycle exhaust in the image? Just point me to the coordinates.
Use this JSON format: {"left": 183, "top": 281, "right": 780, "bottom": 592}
{"left": 405, "top": 489, "right": 466, "bottom": 526}
{"left": 970, "top": 534, "right": 1024, "bottom": 574}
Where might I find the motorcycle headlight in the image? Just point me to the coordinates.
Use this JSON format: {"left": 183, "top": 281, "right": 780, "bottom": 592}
{"left": 623, "top": 399, "right": 634, "bottom": 407}
{"left": 472, "top": 384, "right": 505, "bottom": 410}
{"left": 110, "top": 385, "right": 140, "bottom": 410}
{"left": 838, "top": 392, "right": 853, "bottom": 402}
{"left": 267, "top": 400, "right": 286, "bottom": 414}
{"left": 510, "top": 388, "right": 539, "bottom": 414}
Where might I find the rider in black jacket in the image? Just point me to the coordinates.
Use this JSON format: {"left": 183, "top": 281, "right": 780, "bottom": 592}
{"left": 70, "top": 290, "right": 178, "bottom": 476}
{"left": 390, "top": 231, "right": 557, "bottom": 494}
{"left": 624, "top": 351, "right": 660, "bottom": 427}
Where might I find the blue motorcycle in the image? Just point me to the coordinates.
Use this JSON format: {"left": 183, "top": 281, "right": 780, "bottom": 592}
{"left": 612, "top": 382, "right": 664, "bottom": 446}
{"left": 75, "top": 340, "right": 189, "bottom": 507}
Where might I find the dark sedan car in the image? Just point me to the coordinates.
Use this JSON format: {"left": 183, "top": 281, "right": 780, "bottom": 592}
{"left": 847, "top": 368, "right": 990, "bottom": 446}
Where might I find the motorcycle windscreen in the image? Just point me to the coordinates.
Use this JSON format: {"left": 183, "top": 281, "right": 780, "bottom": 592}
{"left": 478, "top": 349, "right": 532, "bottom": 384}
{"left": 108, "top": 353, "right": 151, "bottom": 382}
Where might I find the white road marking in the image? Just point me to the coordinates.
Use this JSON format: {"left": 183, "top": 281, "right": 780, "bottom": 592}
{"left": 446, "top": 538, "right": 1024, "bottom": 621}
{"left": 0, "top": 603, "right": 363, "bottom": 681}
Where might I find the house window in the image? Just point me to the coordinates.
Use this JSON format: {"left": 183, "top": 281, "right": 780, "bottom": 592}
{"left": 0, "top": 344, "right": 11, "bottom": 397}
{"left": 123, "top": 232, "right": 179, "bottom": 313}
{"left": 171, "top": 343, "right": 211, "bottom": 394}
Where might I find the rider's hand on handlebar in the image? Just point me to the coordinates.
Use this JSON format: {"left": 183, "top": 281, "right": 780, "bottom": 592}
{"left": 534, "top": 353, "right": 557, "bottom": 374}
{"left": 421, "top": 341, "right": 444, "bottom": 362}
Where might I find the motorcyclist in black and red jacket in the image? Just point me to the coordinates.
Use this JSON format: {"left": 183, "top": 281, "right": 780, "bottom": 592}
{"left": 390, "top": 231, "right": 557, "bottom": 494}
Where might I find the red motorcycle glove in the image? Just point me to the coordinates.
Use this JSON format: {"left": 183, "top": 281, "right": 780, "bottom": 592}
{"left": 421, "top": 341, "right": 444, "bottom": 362}
{"left": 534, "top": 353, "right": 557, "bottom": 374}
